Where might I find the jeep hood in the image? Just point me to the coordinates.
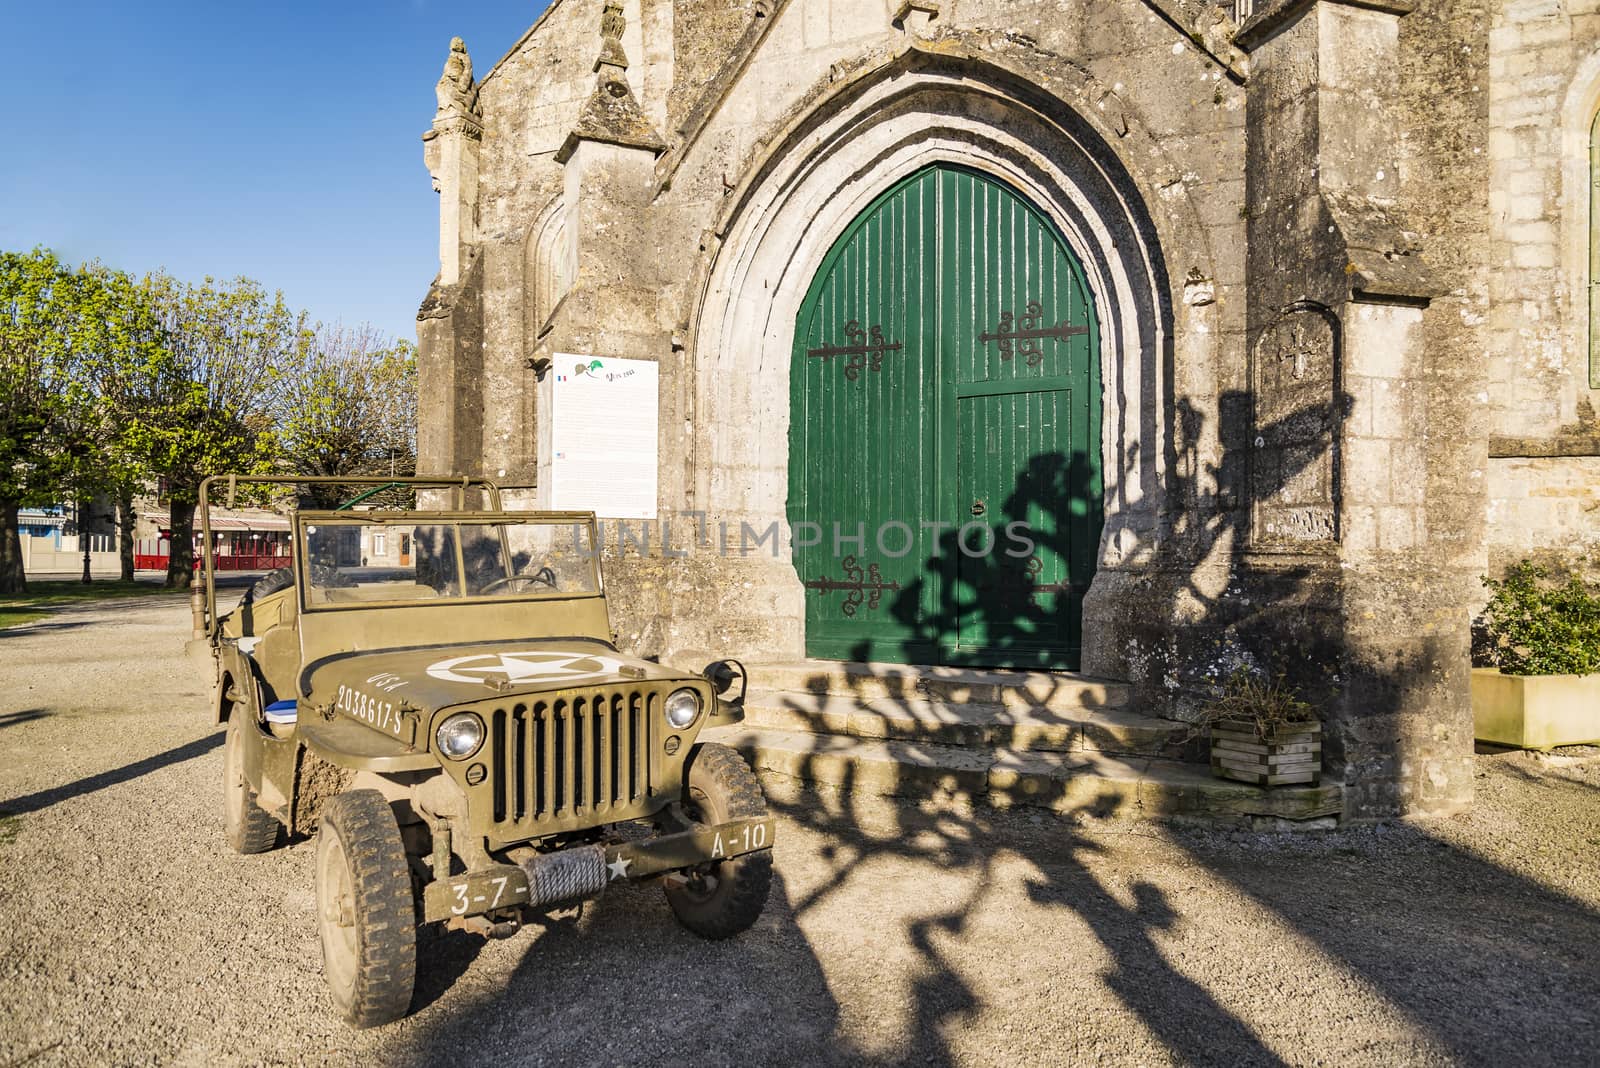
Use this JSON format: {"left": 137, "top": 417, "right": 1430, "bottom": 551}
{"left": 302, "top": 638, "right": 694, "bottom": 716}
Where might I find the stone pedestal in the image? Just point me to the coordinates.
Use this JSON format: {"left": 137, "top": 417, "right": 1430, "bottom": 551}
{"left": 423, "top": 117, "right": 480, "bottom": 288}
{"left": 547, "top": 138, "right": 672, "bottom": 362}
{"left": 1086, "top": 0, "right": 1479, "bottom": 821}
{"left": 417, "top": 40, "right": 486, "bottom": 478}
{"left": 415, "top": 257, "right": 484, "bottom": 478}
{"left": 1234, "top": 0, "right": 1475, "bottom": 819}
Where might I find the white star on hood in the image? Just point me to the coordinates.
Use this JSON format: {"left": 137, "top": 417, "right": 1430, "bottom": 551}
{"left": 426, "top": 651, "right": 627, "bottom": 686}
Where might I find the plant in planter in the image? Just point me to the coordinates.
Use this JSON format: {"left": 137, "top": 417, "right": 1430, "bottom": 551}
{"left": 1203, "top": 669, "right": 1322, "bottom": 786}
{"left": 1473, "top": 561, "right": 1600, "bottom": 750}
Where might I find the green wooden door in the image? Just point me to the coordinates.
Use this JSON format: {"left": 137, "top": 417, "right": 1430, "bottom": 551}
{"left": 788, "top": 165, "right": 1101, "bottom": 669}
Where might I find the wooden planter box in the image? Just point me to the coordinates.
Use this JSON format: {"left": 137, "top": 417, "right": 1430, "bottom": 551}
{"left": 1210, "top": 719, "right": 1322, "bottom": 786}
{"left": 1471, "top": 668, "right": 1600, "bottom": 750}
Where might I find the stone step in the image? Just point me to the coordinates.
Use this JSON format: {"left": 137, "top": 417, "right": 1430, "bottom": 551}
{"left": 740, "top": 687, "right": 1188, "bottom": 758}
{"left": 711, "top": 726, "right": 1344, "bottom": 827}
{"left": 744, "top": 660, "right": 1133, "bottom": 714}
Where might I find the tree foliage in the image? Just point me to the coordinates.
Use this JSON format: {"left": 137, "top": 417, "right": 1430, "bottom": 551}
{"left": 126, "top": 273, "right": 303, "bottom": 587}
{"left": 271, "top": 323, "right": 418, "bottom": 483}
{"left": 0, "top": 249, "right": 97, "bottom": 593}
{"left": 68, "top": 264, "right": 167, "bottom": 582}
{"left": 2, "top": 247, "right": 419, "bottom": 591}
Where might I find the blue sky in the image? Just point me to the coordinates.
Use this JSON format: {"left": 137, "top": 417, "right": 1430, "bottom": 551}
{"left": 3, "top": 1, "right": 550, "bottom": 340}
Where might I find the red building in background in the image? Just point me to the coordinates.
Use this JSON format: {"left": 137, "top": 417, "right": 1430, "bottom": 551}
{"left": 134, "top": 508, "right": 291, "bottom": 572}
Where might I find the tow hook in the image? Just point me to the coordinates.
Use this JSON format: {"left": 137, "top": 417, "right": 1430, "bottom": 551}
{"left": 448, "top": 913, "right": 521, "bottom": 939}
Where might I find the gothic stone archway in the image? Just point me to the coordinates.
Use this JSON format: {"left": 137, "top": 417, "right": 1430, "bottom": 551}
{"left": 684, "top": 48, "right": 1199, "bottom": 673}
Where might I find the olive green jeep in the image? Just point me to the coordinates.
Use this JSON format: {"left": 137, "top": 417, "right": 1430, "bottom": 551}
{"left": 190, "top": 476, "right": 772, "bottom": 1027}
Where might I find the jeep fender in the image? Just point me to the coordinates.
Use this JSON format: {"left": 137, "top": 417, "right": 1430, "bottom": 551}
{"left": 218, "top": 649, "right": 297, "bottom": 819}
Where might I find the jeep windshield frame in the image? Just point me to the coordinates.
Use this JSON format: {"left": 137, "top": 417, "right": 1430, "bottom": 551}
{"left": 195, "top": 475, "right": 511, "bottom": 641}
{"left": 293, "top": 511, "right": 605, "bottom": 613}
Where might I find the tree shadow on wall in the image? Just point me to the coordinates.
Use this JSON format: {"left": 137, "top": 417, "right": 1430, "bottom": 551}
{"left": 883, "top": 450, "right": 1099, "bottom": 673}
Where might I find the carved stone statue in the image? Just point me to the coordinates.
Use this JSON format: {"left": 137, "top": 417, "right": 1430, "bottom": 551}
{"left": 435, "top": 36, "right": 480, "bottom": 118}
{"left": 595, "top": 3, "right": 630, "bottom": 73}
{"left": 601, "top": 3, "right": 625, "bottom": 42}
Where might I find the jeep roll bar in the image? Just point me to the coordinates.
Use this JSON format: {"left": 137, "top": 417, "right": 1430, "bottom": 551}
{"left": 192, "top": 475, "right": 504, "bottom": 641}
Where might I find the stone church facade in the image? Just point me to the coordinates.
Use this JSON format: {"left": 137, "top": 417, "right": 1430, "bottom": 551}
{"left": 416, "top": 0, "right": 1600, "bottom": 821}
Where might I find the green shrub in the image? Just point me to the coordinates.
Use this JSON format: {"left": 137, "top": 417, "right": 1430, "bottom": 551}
{"left": 1201, "top": 668, "right": 1319, "bottom": 741}
{"left": 1480, "top": 561, "right": 1600, "bottom": 676}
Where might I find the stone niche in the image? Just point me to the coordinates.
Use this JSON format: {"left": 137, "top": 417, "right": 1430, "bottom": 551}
{"left": 1249, "top": 304, "right": 1340, "bottom": 549}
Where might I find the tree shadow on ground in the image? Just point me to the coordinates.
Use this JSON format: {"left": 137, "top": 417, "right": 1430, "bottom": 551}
{"left": 754, "top": 751, "right": 1600, "bottom": 1066}
{"left": 385, "top": 870, "right": 847, "bottom": 1066}
{"left": 721, "top": 376, "right": 1597, "bottom": 1063}
{"left": 0, "top": 619, "right": 95, "bottom": 640}
{"left": 1168, "top": 807, "right": 1600, "bottom": 1064}
{"left": 762, "top": 739, "right": 1295, "bottom": 1066}
{"left": 0, "top": 731, "right": 223, "bottom": 817}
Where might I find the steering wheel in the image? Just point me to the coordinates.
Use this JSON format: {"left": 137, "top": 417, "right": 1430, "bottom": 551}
{"left": 478, "top": 566, "right": 559, "bottom": 594}
{"left": 308, "top": 563, "right": 355, "bottom": 589}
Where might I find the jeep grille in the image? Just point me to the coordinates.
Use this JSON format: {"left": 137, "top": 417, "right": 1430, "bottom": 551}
{"left": 485, "top": 688, "right": 664, "bottom": 837}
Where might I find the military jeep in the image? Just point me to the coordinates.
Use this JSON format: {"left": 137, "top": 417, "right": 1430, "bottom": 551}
{"left": 190, "top": 476, "right": 772, "bottom": 1027}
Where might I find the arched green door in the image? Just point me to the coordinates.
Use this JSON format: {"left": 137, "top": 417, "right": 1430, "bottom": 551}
{"left": 788, "top": 165, "right": 1102, "bottom": 670}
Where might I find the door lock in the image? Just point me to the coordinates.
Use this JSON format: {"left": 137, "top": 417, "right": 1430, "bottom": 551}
{"left": 971, "top": 499, "right": 986, "bottom": 516}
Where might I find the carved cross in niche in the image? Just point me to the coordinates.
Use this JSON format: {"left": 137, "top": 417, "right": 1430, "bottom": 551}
{"left": 1278, "top": 322, "right": 1317, "bottom": 381}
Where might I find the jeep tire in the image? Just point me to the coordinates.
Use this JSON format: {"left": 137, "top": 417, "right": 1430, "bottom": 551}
{"left": 315, "top": 790, "right": 417, "bottom": 1028}
{"left": 244, "top": 566, "right": 295, "bottom": 602}
{"left": 223, "top": 702, "right": 280, "bottom": 854}
{"left": 663, "top": 743, "right": 773, "bottom": 939}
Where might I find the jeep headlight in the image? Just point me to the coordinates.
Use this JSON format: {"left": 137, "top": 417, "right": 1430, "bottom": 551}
{"left": 664, "top": 688, "right": 701, "bottom": 729}
{"left": 436, "top": 712, "right": 485, "bottom": 760}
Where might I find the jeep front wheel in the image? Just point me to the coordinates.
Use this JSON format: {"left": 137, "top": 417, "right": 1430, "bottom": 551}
{"left": 223, "top": 703, "right": 280, "bottom": 854}
{"left": 315, "top": 790, "right": 417, "bottom": 1028}
{"left": 663, "top": 743, "right": 773, "bottom": 939}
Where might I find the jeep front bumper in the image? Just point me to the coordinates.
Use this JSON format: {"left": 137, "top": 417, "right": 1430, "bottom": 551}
{"left": 422, "top": 814, "right": 775, "bottom": 922}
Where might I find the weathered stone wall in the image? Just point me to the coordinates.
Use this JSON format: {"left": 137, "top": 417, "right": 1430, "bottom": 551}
{"left": 414, "top": 0, "right": 1599, "bottom": 819}
{"left": 1487, "top": 455, "right": 1600, "bottom": 575}
{"left": 1487, "top": 0, "right": 1599, "bottom": 435}
{"left": 443, "top": 0, "right": 680, "bottom": 485}
{"left": 1483, "top": 0, "right": 1600, "bottom": 577}
{"left": 656, "top": 0, "right": 1250, "bottom": 685}
{"left": 667, "top": 0, "right": 757, "bottom": 129}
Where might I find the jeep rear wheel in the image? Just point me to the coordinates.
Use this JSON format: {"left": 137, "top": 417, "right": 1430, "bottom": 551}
{"left": 663, "top": 743, "right": 772, "bottom": 940}
{"left": 316, "top": 790, "right": 417, "bottom": 1028}
{"left": 223, "top": 703, "right": 280, "bottom": 854}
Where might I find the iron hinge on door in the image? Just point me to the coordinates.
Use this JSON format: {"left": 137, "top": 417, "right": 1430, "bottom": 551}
{"left": 805, "top": 321, "right": 902, "bottom": 381}
{"left": 978, "top": 301, "right": 1088, "bottom": 366}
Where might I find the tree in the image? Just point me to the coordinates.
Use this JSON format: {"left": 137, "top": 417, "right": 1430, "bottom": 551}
{"left": 127, "top": 273, "right": 299, "bottom": 589}
{"left": 75, "top": 264, "right": 167, "bottom": 582}
{"left": 0, "top": 249, "right": 95, "bottom": 595}
{"left": 270, "top": 323, "right": 418, "bottom": 505}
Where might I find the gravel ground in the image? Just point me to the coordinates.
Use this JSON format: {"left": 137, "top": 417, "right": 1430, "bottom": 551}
{"left": 0, "top": 593, "right": 1596, "bottom": 1067}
